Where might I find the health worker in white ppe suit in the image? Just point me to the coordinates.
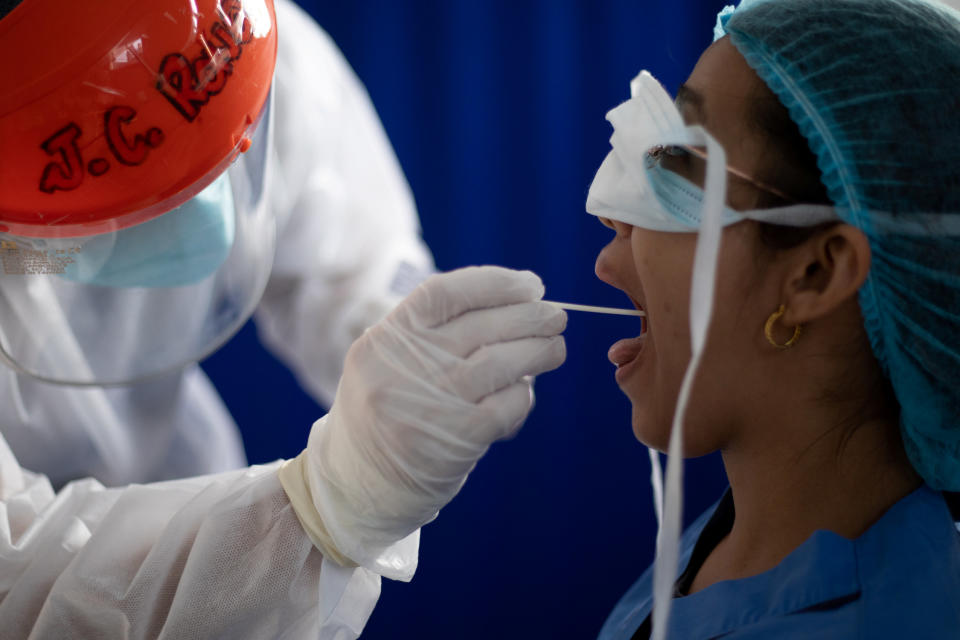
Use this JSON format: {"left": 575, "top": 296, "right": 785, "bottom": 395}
{"left": 0, "top": 0, "right": 435, "bottom": 489}
{"left": 0, "top": 0, "right": 568, "bottom": 637}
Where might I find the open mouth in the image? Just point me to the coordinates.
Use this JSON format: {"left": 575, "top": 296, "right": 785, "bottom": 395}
{"left": 608, "top": 294, "right": 647, "bottom": 374}
{"left": 627, "top": 295, "right": 646, "bottom": 325}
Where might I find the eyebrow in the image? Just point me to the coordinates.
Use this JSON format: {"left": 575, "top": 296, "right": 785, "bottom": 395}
{"left": 676, "top": 84, "right": 706, "bottom": 120}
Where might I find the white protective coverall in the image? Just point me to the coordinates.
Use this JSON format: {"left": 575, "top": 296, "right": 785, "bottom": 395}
{"left": 0, "top": 4, "right": 570, "bottom": 635}
{"left": 0, "top": 0, "right": 433, "bottom": 488}
{"left": 0, "top": 1, "right": 454, "bottom": 637}
{"left": 0, "top": 256, "right": 568, "bottom": 638}
{"left": 0, "top": 449, "right": 347, "bottom": 638}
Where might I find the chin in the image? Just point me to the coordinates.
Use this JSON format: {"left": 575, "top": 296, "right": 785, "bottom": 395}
{"left": 630, "top": 407, "right": 672, "bottom": 451}
{"left": 631, "top": 406, "right": 721, "bottom": 457}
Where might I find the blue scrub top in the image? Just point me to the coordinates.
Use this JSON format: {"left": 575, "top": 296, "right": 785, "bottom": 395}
{"left": 598, "top": 485, "right": 960, "bottom": 639}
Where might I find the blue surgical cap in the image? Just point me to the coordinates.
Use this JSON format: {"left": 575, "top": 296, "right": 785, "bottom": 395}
{"left": 715, "top": 0, "right": 960, "bottom": 490}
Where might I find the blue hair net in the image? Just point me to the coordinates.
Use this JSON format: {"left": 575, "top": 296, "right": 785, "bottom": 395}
{"left": 715, "top": 0, "right": 960, "bottom": 490}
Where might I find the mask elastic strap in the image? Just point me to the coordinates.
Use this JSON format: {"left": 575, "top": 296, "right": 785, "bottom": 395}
{"left": 650, "top": 125, "right": 727, "bottom": 640}
{"left": 648, "top": 448, "right": 664, "bottom": 527}
{"left": 738, "top": 203, "right": 839, "bottom": 227}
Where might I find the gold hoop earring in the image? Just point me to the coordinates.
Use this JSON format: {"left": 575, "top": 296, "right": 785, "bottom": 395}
{"left": 764, "top": 304, "right": 802, "bottom": 349}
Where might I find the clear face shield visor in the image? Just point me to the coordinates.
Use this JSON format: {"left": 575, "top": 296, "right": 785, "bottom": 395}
{"left": 0, "top": 91, "right": 276, "bottom": 386}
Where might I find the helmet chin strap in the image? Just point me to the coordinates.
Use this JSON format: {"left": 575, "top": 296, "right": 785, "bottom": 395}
{"left": 650, "top": 124, "right": 727, "bottom": 640}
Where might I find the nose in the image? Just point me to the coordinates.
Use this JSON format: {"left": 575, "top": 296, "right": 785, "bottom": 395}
{"left": 594, "top": 217, "right": 635, "bottom": 290}
{"left": 595, "top": 243, "right": 617, "bottom": 286}
{"left": 595, "top": 236, "right": 631, "bottom": 290}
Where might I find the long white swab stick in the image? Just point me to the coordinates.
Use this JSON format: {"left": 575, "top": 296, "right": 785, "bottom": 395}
{"left": 544, "top": 301, "right": 645, "bottom": 317}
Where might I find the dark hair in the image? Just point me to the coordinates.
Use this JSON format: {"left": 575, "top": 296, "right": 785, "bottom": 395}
{"left": 748, "top": 82, "right": 832, "bottom": 249}
{"left": 747, "top": 80, "right": 901, "bottom": 458}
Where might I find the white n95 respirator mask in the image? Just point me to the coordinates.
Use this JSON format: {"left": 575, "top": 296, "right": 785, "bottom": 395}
{"left": 586, "top": 70, "right": 837, "bottom": 232}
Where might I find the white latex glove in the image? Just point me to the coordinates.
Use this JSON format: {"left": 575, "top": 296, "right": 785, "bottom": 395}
{"left": 279, "top": 266, "right": 566, "bottom": 579}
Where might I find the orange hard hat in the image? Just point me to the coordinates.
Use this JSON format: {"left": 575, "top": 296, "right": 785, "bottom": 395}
{"left": 0, "top": 0, "right": 278, "bottom": 238}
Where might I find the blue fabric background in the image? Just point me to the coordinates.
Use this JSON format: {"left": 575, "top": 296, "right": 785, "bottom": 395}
{"left": 202, "top": 2, "right": 730, "bottom": 637}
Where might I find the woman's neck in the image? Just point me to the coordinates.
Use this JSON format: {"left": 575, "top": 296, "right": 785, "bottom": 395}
{"left": 691, "top": 411, "right": 920, "bottom": 593}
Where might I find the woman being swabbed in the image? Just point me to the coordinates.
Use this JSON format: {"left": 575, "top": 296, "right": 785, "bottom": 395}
{"left": 585, "top": 1, "right": 960, "bottom": 637}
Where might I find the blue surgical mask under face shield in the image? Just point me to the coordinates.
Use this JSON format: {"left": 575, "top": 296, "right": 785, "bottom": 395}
{"left": 0, "top": 92, "right": 276, "bottom": 386}
{"left": 56, "top": 172, "right": 236, "bottom": 288}
{"left": 586, "top": 70, "right": 840, "bottom": 640}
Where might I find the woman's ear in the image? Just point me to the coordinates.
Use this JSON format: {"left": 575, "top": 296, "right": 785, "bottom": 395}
{"left": 779, "top": 224, "right": 871, "bottom": 325}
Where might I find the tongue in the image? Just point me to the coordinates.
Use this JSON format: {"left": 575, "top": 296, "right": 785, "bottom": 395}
{"left": 608, "top": 336, "right": 645, "bottom": 367}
